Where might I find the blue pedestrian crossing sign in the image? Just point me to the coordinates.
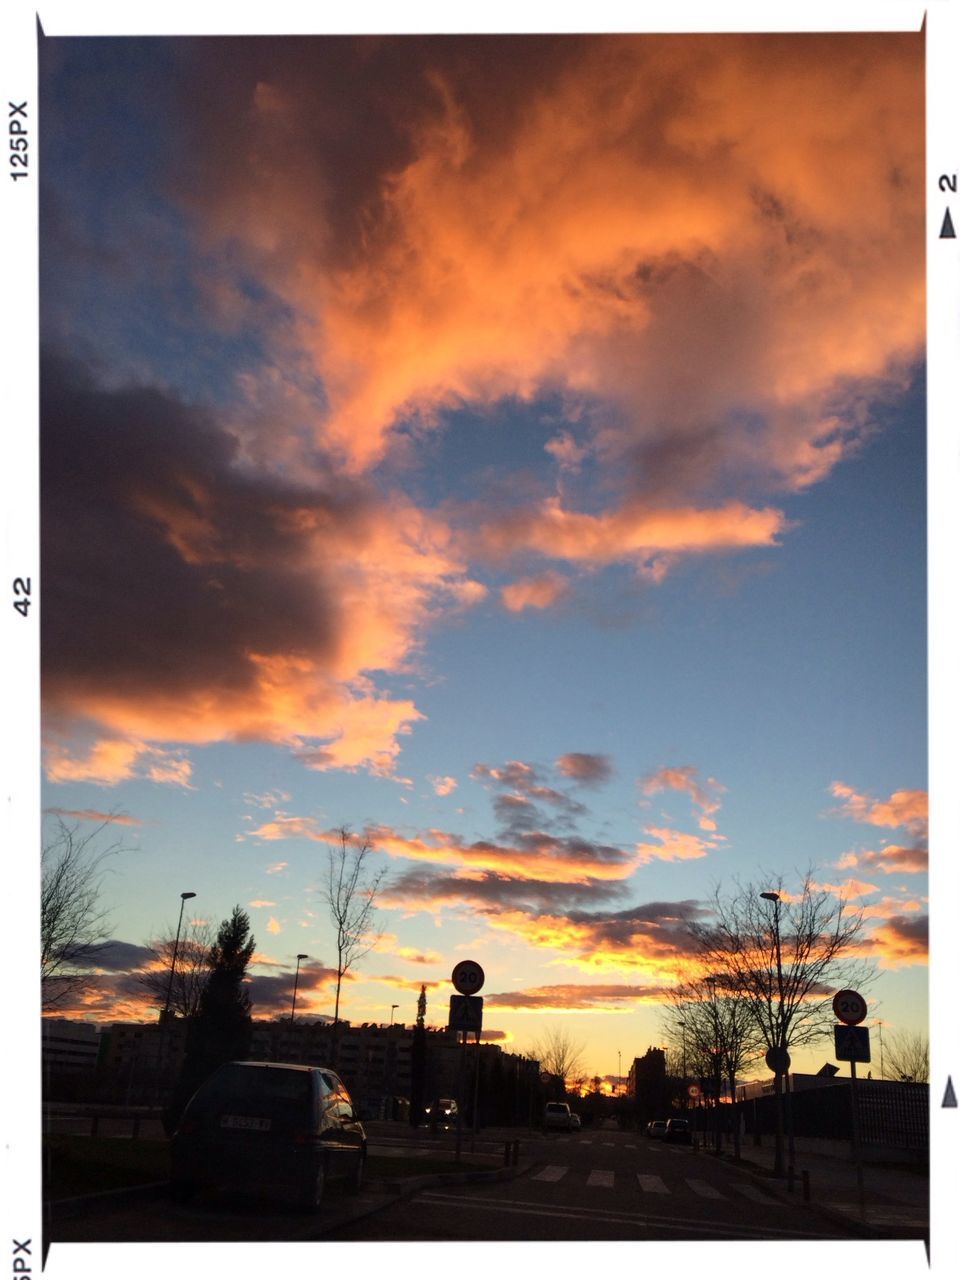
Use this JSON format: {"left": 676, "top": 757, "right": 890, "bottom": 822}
{"left": 834, "top": 1024, "right": 870, "bottom": 1063}
{"left": 448, "top": 994, "right": 483, "bottom": 1033}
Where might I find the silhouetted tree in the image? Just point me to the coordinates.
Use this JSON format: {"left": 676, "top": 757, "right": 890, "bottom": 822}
{"left": 529, "top": 1025, "right": 586, "bottom": 1090}
{"left": 166, "top": 906, "right": 255, "bottom": 1130}
{"left": 319, "top": 827, "right": 385, "bottom": 1026}
{"left": 136, "top": 920, "right": 214, "bottom": 1018}
{"left": 41, "top": 815, "right": 125, "bottom": 1009}
{"left": 687, "top": 868, "right": 870, "bottom": 1172}
{"left": 885, "top": 1030, "right": 928, "bottom": 1083}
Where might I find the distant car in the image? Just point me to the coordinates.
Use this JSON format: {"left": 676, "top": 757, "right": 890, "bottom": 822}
{"left": 543, "top": 1101, "right": 576, "bottom": 1131}
{"left": 664, "top": 1118, "right": 691, "bottom": 1144}
{"left": 170, "top": 1061, "right": 366, "bottom": 1211}
{"left": 646, "top": 1119, "right": 667, "bottom": 1139}
{"left": 569, "top": 1112, "right": 582, "bottom": 1131}
{"left": 425, "top": 1098, "right": 459, "bottom": 1129}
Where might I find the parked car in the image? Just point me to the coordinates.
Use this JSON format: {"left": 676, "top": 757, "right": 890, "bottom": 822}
{"left": 646, "top": 1119, "right": 667, "bottom": 1139}
{"left": 569, "top": 1112, "right": 582, "bottom": 1131}
{"left": 425, "top": 1097, "right": 459, "bottom": 1130}
{"left": 664, "top": 1118, "right": 691, "bottom": 1144}
{"left": 170, "top": 1061, "right": 366, "bottom": 1211}
{"left": 543, "top": 1101, "right": 576, "bottom": 1131}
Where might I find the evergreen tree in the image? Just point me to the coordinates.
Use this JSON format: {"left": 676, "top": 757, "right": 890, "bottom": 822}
{"left": 166, "top": 906, "right": 256, "bottom": 1131}
{"left": 410, "top": 984, "right": 427, "bottom": 1127}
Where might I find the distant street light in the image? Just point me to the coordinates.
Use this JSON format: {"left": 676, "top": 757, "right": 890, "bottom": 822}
{"left": 163, "top": 891, "right": 197, "bottom": 1020}
{"left": 760, "top": 890, "right": 789, "bottom": 1177}
{"left": 617, "top": 1049, "right": 621, "bottom": 1096}
{"left": 290, "top": 953, "right": 309, "bottom": 1023}
{"left": 390, "top": 1003, "right": 399, "bottom": 1027}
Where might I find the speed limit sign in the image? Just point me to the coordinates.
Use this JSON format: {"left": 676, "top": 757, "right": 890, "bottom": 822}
{"left": 832, "top": 989, "right": 867, "bottom": 1025}
{"left": 451, "top": 959, "right": 485, "bottom": 995}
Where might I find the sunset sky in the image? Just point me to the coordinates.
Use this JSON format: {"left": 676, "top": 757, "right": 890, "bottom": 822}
{"left": 37, "top": 25, "right": 927, "bottom": 1082}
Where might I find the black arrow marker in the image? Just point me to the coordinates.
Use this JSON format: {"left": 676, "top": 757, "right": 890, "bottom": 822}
{"left": 940, "top": 208, "right": 956, "bottom": 239}
{"left": 943, "top": 1075, "right": 957, "bottom": 1107}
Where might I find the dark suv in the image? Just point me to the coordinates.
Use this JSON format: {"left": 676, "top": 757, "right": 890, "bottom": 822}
{"left": 664, "top": 1118, "right": 691, "bottom": 1144}
{"left": 170, "top": 1061, "right": 366, "bottom": 1210}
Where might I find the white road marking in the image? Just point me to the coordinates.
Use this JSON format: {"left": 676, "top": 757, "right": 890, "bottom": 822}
{"left": 637, "top": 1174, "right": 669, "bottom": 1194}
{"left": 685, "top": 1178, "right": 725, "bottom": 1199}
{"left": 734, "top": 1184, "right": 779, "bottom": 1204}
{"left": 531, "top": 1164, "right": 567, "bottom": 1182}
{"left": 416, "top": 1191, "right": 840, "bottom": 1239}
{"left": 586, "top": 1169, "right": 614, "bottom": 1187}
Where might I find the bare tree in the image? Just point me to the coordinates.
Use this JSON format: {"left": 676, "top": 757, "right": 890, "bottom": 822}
{"left": 137, "top": 920, "right": 215, "bottom": 1018}
{"left": 885, "top": 1030, "right": 929, "bottom": 1083}
{"left": 319, "top": 827, "right": 385, "bottom": 1025}
{"left": 662, "top": 973, "right": 764, "bottom": 1157}
{"left": 529, "top": 1025, "right": 586, "bottom": 1089}
{"left": 688, "top": 868, "right": 871, "bottom": 1172}
{"left": 41, "top": 815, "right": 125, "bottom": 1010}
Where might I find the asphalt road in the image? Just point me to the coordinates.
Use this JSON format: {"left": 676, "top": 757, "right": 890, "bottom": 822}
{"left": 324, "top": 1127, "right": 847, "bottom": 1242}
{"left": 47, "top": 1125, "right": 847, "bottom": 1246}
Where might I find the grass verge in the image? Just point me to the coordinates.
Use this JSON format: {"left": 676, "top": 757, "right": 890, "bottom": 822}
{"left": 45, "top": 1135, "right": 169, "bottom": 1200}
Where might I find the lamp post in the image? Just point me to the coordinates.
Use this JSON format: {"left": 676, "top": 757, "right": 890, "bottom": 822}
{"left": 617, "top": 1049, "right": 621, "bottom": 1097}
{"left": 290, "top": 953, "right": 308, "bottom": 1023}
{"left": 159, "top": 891, "right": 195, "bottom": 1105}
{"left": 163, "top": 891, "right": 197, "bottom": 1020}
{"left": 760, "top": 891, "right": 788, "bottom": 1178}
{"left": 390, "top": 1003, "right": 399, "bottom": 1027}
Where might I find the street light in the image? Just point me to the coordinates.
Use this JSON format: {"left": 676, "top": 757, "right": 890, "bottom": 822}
{"left": 760, "top": 890, "right": 789, "bottom": 1177}
{"left": 163, "top": 891, "right": 197, "bottom": 1020}
{"left": 290, "top": 953, "right": 309, "bottom": 1023}
{"left": 390, "top": 1003, "right": 399, "bottom": 1027}
{"left": 159, "top": 890, "right": 195, "bottom": 1106}
{"left": 617, "top": 1049, "right": 621, "bottom": 1097}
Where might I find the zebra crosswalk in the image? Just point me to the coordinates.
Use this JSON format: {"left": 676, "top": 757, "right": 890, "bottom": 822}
{"left": 529, "top": 1164, "right": 779, "bottom": 1204}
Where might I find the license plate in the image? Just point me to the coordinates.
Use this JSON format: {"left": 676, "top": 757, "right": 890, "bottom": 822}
{"left": 220, "top": 1115, "right": 271, "bottom": 1131}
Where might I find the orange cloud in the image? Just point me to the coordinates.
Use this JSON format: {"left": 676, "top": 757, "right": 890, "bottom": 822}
{"left": 368, "top": 824, "right": 640, "bottom": 885}
{"left": 639, "top": 765, "right": 725, "bottom": 832}
{"left": 830, "top": 781, "right": 928, "bottom": 834}
{"left": 479, "top": 499, "right": 786, "bottom": 578}
{"left": 635, "top": 826, "right": 723, "bottom": 863}
{"left": 487, "top": 983, "right": 672, "bottom": 1010}
{"left": 501, "top": 570, "right": 570, "bottom": 612}
{"left": 863, "top": 914, "right": 928, "bottom": 969}
{"left": 428, "top": 774, "right": 458, "bottom": 797}
{"left": 44, "top": 808, "right": 142, "bottom": 826}
{"left": 44, "top": 738, "right": 194, "bottom": 789}
{"left": 218, "top": 35, "right": 922, "bottom": 492}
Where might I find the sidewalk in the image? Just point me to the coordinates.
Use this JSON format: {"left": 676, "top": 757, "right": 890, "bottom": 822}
{"left": 705, "top": 1134, "right": 928, "bottom": 1238}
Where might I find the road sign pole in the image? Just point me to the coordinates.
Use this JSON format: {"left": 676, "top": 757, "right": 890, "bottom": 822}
{"left": 470, "top": 1028, "right": 482, "bottom": 1151}
{"left": 455, "top": 1029, "right": 466, "bottom": 1162}
{"left": 849, "top": 1059, "right": 865, "bottom": 1220}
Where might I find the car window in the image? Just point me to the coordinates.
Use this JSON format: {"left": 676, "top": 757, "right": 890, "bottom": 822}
{"left": 191, "top": 1064, "right": 312, "bottom": 1115}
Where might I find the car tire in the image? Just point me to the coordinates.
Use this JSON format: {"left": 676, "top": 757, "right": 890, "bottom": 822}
{"left": 299, "top": 1162, "right": 326, "bottom": 1213}
{"left": 170, "top": 1178, "right": 196, "bottom": 1204}
{"left": 347, "top": 1150, "right": 365, "bottom": 1195}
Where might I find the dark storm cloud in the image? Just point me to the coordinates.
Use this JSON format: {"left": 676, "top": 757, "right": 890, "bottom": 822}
{"left": 40, "top": 349, "right": 471, "bottom": 776}
{"left": 379, "top": 866, "right": 628, "bottom": 913}
{"left": 555, "top": 753, "right": 614, "bottom": 786}
{"left": 245, "top": 962, "right": 341, "bottom": 1016}
{"left": 486, "top": 982, "right": 672, "bottom": 1010}
{"left": 89, "top": 939, "right": 156, "bottom": 972}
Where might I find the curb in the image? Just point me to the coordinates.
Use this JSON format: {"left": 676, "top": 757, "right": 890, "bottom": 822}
{"left": 45, "top": 1181, "right": 170, "bottom": 1218}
